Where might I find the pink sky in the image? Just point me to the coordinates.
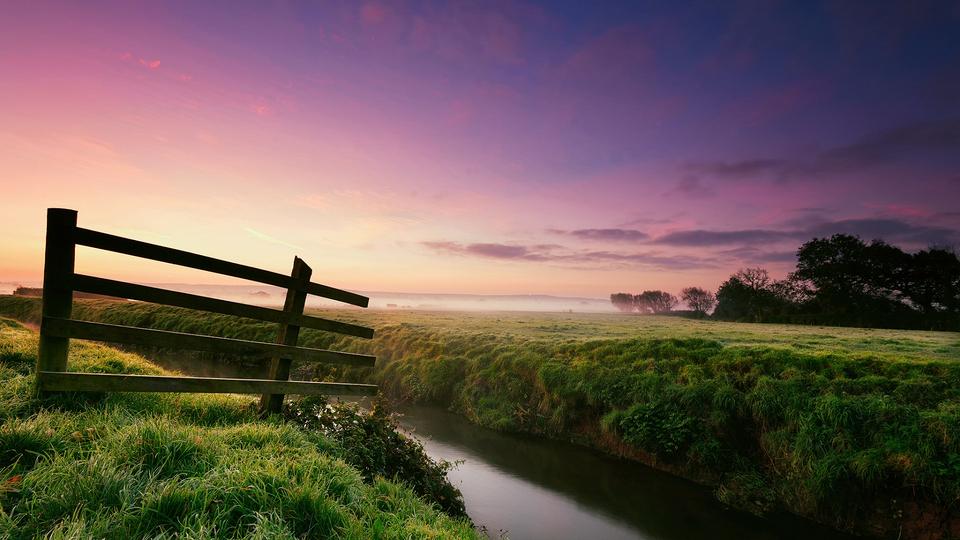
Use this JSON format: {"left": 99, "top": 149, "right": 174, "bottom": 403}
{"left": 2, "top": 2, "right": 958, "bottom": 298}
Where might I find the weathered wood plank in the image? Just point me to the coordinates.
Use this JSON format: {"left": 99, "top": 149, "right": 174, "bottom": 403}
{"left": 37, "top": 209, "right": 77, "bottom": 386}
{"left": 261, "top": 257, "right": 311, "bottom": 414}
{"left": 72, "top": 274, "right": 374, "bottom": 339}
{"left": 73, "top": 227, "right": 369, "bottom": 307}
{"left": 42, "top": 317, "right": 376, "bottom": 367}
{"left": 304, "top": 282, "right": 368, "bottom": 307}
{"left": 38, "top": 372, "right": 377, "bottom": 395}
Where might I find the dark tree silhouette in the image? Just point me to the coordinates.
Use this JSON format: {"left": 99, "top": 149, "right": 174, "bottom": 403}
{"left": 713, "top": 268, "right": 794, "bottom": 322}
{"left": 906, "top": 248, "right": 960, "bottom": 318}
{"left": 712, "top": 235, "right": 960, "bottom": 330}
{"left": 681, "top": 286, "right": 715, "bottom": 315}
{"left": 793, "top": 234, "right": 959, "bottom": 328}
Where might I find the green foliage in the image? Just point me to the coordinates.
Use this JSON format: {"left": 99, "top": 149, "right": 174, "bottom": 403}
{"left": 610, "top": 402, "right": 695, "bottom": 458}
{"left": 0, "top": 318, "right": 477, "bottom": 539}
{"left": 284, "top": 396, "right": 467, "bottom": 518}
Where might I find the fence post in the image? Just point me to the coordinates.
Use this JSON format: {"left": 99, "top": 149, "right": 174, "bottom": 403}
{"left": 36, "top": 208, "right": 78, "bottom": 396}
{"left": 259, "top": 256, "right": 311, "bottom": 414}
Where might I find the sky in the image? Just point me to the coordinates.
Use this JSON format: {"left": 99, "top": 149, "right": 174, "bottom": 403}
{"left": 2, "top": 0, "right": 959, "bottom": 299}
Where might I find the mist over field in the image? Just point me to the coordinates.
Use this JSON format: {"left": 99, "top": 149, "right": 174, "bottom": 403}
{"left": 0, "top": 281, "right": 614, "bottom": 312}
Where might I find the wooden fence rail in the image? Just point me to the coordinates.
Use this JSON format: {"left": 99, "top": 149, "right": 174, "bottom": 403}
{"left": 36, "top": 208, "right": 377, "bottom": 413}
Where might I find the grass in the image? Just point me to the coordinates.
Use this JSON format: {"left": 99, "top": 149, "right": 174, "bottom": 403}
{"left": 2, "top": 296, "right": 960, "bottom": 536}
{"left": 2, "top": 295, "right": 957, "bottom": 361}
{"left": 0, "top": 316, "right": 478, "bottom": 539}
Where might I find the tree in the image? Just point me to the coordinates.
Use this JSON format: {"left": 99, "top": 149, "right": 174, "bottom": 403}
{"left": 713, "top": 268, "right": 788, "bottom": 322}
{"left": 705, "top": 235, "right": 959, "bottom": 330}
{"left": 681, "top": 287, "right": 715, "bottom": 316}
{"left": 635, "top": 290, "right": 678, "bottom": 314}
{"left": 903, "top": 248, "right": 960, "bottom": 319}
{"left": 793, "top": 234, "right": 917, "bottom": 327}
{"left": 610, "top": 293, "right": 636, "bottom": 313}
{"left": 737, "top": 267, "right": 772, "bottom": 290}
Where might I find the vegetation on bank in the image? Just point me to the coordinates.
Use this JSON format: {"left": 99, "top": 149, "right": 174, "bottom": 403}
{"left": 0, "top": 317, "right": 475, "bottom": 538}
{"left": 2, "top": 296, "right": 960, "bottom": 536}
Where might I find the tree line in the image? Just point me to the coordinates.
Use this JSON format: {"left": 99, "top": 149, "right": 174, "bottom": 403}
{"left": 611, "top": 233, "right": 960, "bottom": 331}
{"left": 610, "top": 287, "right": 715, "bottom": 317}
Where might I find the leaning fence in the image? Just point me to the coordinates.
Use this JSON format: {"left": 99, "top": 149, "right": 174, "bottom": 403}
{"left": 36, "top": 208, "right": 376, "bottom": 413}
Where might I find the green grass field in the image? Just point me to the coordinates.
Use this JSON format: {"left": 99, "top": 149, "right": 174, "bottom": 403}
{"left": 303, "top": 308, "right": 960, "bottom": 361}
{"left": 4, "top": 295, "right": 957, "bottom": 360}
{"left": 0, "top": 316, "right": 477, "bottom": 539}
{"left": 1, "top": 295, "right": 959, "bottom": 537}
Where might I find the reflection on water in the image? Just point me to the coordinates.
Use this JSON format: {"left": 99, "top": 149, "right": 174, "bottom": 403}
{"left": 398, "top": 406, "right": 851, "bottom": 540}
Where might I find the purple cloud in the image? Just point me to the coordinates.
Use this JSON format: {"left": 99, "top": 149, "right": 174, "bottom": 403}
{"left": 551, "top": 228, "right": 650, "bottom": 242}
{"left": 686, "top": 118, "right": 960, "bottom": 182}
{"left": 651, "top": 218, "right": 959, "bottom": 249}
{"left": 652, "top": 229, "right": 797, "bottom": 246}
{"left": 423, "top": 240, "right": 715, "bottom": 269}
{"left": 422, "top": 241, "right": 550, "bottom": 261}
{"left": 685, "top": 159, "right": 786, "bottom": 180}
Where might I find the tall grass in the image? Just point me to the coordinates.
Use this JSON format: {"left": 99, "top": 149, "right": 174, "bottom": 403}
{"left": 0, "top": 317, "right": 477, "bottom": 539}
{"left": 2, "top": 296, "right": 959, "bottom": 536}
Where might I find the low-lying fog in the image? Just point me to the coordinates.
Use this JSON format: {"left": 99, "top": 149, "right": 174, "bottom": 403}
{"left": 1, "top": 282, "right": 615, "bottom": 313}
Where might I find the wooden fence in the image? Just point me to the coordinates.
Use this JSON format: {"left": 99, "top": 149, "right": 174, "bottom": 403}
{"left": 36, "top": 208, "right": 376, "bottom": 413}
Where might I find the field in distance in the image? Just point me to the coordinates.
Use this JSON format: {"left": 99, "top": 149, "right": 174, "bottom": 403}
{"left": 0, "top": 295, "right": 955, "bottom": 360}
{"left": 305, "top": 308, "right": 960, "bottom": 361}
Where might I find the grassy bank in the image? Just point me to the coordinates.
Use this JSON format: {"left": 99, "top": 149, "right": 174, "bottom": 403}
{"left": 3, "top": 296, "right": 960, "bottom": 537}
{"left": 0, "top": 315, "right": 477, "bottom": 538}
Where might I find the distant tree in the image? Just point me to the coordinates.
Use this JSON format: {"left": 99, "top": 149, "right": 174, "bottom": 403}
{"left": 681, "top": 287, "right": 715, "bottom": 316}
{"left": 610, "top": 293, "right": 636, "bottom": 313}
{"left": 712, "top": 236, "right": 960, "bottom": 330}
{"left": 737, "top": 267, "right": 771, "bottom": 290}
{"left": 713, "top": 268, "right": 786, "bottom": 322}
{"left": 635, "top": 290, "right": 678, "bottom": 314}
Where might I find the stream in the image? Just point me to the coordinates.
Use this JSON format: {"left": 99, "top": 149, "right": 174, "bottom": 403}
{"left": 397, "top": 405, "right": 850, "bottom": 540}
{"left": 146, "top": 353, "right": 851, "bottom": 540}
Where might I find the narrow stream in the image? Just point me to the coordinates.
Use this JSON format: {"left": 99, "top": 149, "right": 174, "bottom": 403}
{"left": 397, "top": 406, "right": 851, "bottom": 540}
{"left": 146, "top": 354, "right": 851, "bottom": 540}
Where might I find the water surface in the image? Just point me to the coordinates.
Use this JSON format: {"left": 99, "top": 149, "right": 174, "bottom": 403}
{"left": 399, "top": 405, "right": 850, "bottom": 540}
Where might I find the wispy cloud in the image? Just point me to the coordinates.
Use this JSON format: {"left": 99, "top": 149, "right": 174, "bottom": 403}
{"left": 685, "top": 159, "right": 786, "bottom": 180}
{"left": 805, "top": 219, "right": 959, "bottom": 246}
{"left": 421, "top": 241, "right": 714, "bottom": 269}
{"left": 819, "top": 118, "right": 960, "bottom": 169}
{"left": 550, "top": 228, "right": 650, "bottom": 242}
{"left": 652, "top": 228, "right": 797, "bottom": 246}
{"left": 422, "top": 241, "right": 551, "bottom": 261}
{"left": 650, "top": 218, "right": 959, "bottom": 248}
{"left": 686, "top": 118, "right": 960, "bottom": 182}
{"left": 243, "top": 227, "right": 304, "bottom": 251}
{"left": 425, "top": 216, "right": 959, "bottom": 275}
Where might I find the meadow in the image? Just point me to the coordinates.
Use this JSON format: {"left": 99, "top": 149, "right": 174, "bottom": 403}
{"left": 1, "top": 295, "right": 959, "bottom": 538}
{"left": 0, "top": 316, "right": 476, "bottom": 538}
